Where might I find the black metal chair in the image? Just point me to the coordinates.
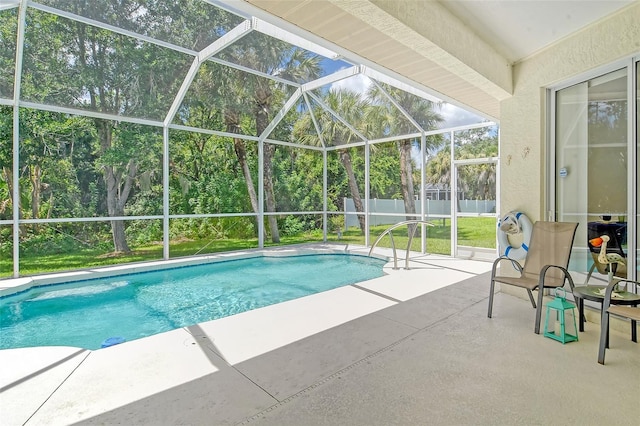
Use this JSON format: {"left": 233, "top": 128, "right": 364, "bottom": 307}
{"left": 598, "top": 279, "right": 640, "bottom": 365}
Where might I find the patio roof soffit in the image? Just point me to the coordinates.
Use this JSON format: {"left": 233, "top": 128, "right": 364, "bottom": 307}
{"left": 243, "top": 0, "right": 512, "bottom": 120}
{"left": 367, "top": 0, "right": 512, "bottom": 94}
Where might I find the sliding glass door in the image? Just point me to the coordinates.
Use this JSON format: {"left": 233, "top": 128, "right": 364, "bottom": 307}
{"left": 554, "top": 67, "right": 629, "bottom": 280}
{"left": 636, "top": 61, "right": 639, "bottom": 280}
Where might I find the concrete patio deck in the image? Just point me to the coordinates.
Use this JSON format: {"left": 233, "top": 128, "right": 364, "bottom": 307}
{"left": 1, "top": 248, "right": 638, "bottom": 425}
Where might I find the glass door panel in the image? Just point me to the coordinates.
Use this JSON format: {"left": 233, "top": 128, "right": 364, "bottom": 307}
{"left": 636, "top": 61, "right": 639, "bottom": 280}
{"left": 555, "top": 68, "right": 628, "bottom": 278}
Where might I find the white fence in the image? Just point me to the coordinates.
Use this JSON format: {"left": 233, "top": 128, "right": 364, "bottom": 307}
{"left": 344, "top": 198, "right": 496, "bottom": 228}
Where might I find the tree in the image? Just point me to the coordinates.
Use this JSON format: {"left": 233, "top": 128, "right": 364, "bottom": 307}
{"left": 215, "top": 64, "right": 262, "bottom": 231}
{"left": 295, "top": 89, "right": 368, "bottom": 233}
{"left": 57, "top": 7, "right": 187, "bottom": 251}
{"left": 426, "top": 146, "right": 452, "bottom": 190}
{"left": 17, "top": 2, "right": 232, "bottom": 253}
{"left": 219, "top": 38, "right": 322, "bottom": 243}
{"left": 0, "top": 9, "right": 17, "bottom": 99}
{"left": 0, "top": 107, "right": 14, "bottom": 222}
{"left": 17, "top": 110, "right": 94, "bottom": 222}
{"left": 454, "top": 127, "right": 498, "bottom": 200}
{"left": 172, "top": 60, "right": 263, "bottom": 238}
{"left": 368, "top": 143, "right": 402, "bottom": 199}
{"left": 426, "top": 127, "right": 498, "bottom": 201}
{"left": 367, "top": 84, "right": 444, "bottom": 221}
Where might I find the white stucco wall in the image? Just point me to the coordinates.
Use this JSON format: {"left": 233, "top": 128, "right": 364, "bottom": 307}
{"left": 500, "top": 3, "right": 640, "bottom": 222}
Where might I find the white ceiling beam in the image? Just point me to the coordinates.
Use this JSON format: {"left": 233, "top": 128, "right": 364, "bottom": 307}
{"left": 430, "top": 121, "right": 497, "bottom": 136}
{"left": 251, "top": 17, "right": 340, "bottom": 60}
{"left": 169, "top": 123, "right": 260, "bottom": 142}
{"left": 303, "top": 93, "right": 326, "bottom": 149}
{"left": 19, "top": 100, "right": 163, "bottom": 127}
{"left": 324, "top": 140, "right": 367, "bottom": 151}
{"left": 198, "top": 19, "right": 252, "bottom": 62}
{"left": 163, "top": 58, "right": 200, "bottom": 127}
{"left": 301, "top": 65, "right": 360, "bottom": 93}
{"left": 200, "top": 0, "right": 251, "bottom": 20}
{"left": 264, "top": 138, "right": 325, "bottom": 152}
{"left": 15, "top": 0, "right": 497, "bottom": 151}
{"left": 209, "top": 0, "right": 358, "bottom": 65}
{"left": 208, "top": 57, "right": 299, "bottom": 88}
{"left": 369, "top": 133, "right": 422, "bottom": 145}
{"left": 30, "top": 2, "right": 196, "bottom": 56}
{"left": 166, "top": 20, "right": 253, "bottom": 126}
{"left": 363, "top": 66, "right": 442, "bottom": 104}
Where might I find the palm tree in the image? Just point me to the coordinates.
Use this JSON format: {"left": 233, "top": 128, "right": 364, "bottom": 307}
{"left": 367, "top": 84, "right": 444, "bottom": 221}
{"left": 453, "top": 127, "right": 498, "bottom": 200}
{"left": 219, "top": 38, "right": 322, "bottom": 243}
{"left": 212, "top": 65, "right": 262, "bottom": 228}
{"left": 295, "top": 89, "right": 369, "bottom": 233}
{"left": 426, "top": 147, "right": 451, "bottom": 189}
{"left": 224, "top": 110, "right": 261, "bottom": 217}
{"left": 181, "top": 62, "right": 261, "bottom": 234}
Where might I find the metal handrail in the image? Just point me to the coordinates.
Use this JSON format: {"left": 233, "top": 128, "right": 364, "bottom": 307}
{"left": 368, "top": 220, "right": 435, "bottom": 270}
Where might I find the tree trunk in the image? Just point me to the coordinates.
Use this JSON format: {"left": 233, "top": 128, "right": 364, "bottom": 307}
{"left": 399, "top": 140, "right": 417, "bottom": 221}
{"left": 30, "top": 165, "right": 42, "bottom": 221}
{"left": 255, "top": 98, "right": 280, "bottom": 243}
{"left": 226, "top": 112, "right": 261, "bottom": 237}
{"left": 262, "top": 143, "right": 280, "bottom": 243}
{"left": 233, "top": 137, "right": 260, "bottom": 216}
{"left": 339, "top": 149, "right": 365, "bottom": 234}
{"left": 103, "top": 163, "right": 131, "bottom": 253}
{"left": 110, "top": 218, "right": 128, "bottom": 253}
{"left": 96, "top": 119, "right": 132, "bottom": 253}
{"left": 29, "top": 165, "right": 42, "bottom": 232}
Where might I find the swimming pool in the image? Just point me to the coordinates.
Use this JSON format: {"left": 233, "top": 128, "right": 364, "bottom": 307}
{"left": 0, "top": 254, "right": 386, "bottom": 350}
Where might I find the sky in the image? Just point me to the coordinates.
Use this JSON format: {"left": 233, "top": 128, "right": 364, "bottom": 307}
{"left": 326, "top": 73, "right": 485, "bottom": 130}
{"left": 317, "top": 58, "right": 486, "bottom": 130}
{"left": 439, "top": 103, "right": 486, "bottom": 129}
{"left": 319, "top": 66, "right": 493, "bottom": 168}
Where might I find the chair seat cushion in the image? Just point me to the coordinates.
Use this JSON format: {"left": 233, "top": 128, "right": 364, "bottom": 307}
{"left": 607, "top": 305, "right": 640, "bottom": 321}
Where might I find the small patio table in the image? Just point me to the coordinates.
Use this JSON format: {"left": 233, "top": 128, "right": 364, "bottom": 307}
{"left": 573, "top": 284, "right": 640, "bottom": 343}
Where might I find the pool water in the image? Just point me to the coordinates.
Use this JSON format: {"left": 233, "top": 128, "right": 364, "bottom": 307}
{"left": 0, "top": 254, "right": 386, "bottom": 350}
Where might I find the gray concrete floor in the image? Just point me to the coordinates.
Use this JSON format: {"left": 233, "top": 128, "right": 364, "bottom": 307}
{"left": 2, "top": 254, "right": 638, "bottom": 425}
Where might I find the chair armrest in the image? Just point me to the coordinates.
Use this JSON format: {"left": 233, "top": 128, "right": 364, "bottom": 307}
{"left": 602, "top": 279, "right": 640, "bottom": 311}
{"left": 538, "top": 264, "right": 575, "bottom": 291}
{"left": 491, "top": 255, "right": 523, "bottom": 276}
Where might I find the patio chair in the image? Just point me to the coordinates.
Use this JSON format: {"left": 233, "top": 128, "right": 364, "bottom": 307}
{"left": 488, "top": 221, "right": 578, "bottom": 334}
{"left": 598, "top": 279, "right": 640, "bottom": 364}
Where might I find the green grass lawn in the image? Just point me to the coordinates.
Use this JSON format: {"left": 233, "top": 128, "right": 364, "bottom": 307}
{"left": 327, "top": 217, "right": 496, "bottom": 255}
{"left": 0, "top": 217, "right": 495, "bottom": 278}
